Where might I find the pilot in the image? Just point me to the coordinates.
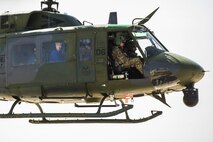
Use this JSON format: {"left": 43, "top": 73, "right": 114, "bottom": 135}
{"left": 112, "top": 33, "right": 143, "bottom": 74}
{"left": 49, "top": 41, "right": 65, "bottom": 62}
{"left": 124, "top": 40, "right": 138, "bottom": 58}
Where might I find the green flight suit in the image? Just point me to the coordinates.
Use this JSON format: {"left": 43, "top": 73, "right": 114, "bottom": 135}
{"left": 112, "top": 46, "right": 143, "bottom": 74}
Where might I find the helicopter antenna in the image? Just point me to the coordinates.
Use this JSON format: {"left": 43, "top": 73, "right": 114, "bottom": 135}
{"left": 41, "top": 0, "right": 59, "bottom": 13}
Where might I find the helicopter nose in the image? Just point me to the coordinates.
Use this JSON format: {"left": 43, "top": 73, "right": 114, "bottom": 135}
{"left": 176, "top": 56, "right": 205, "bottom": 85}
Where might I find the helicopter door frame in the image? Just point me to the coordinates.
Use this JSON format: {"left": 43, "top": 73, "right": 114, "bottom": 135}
{"left": 94, "top": 31, "right": 108, "bottom": 82}
{"left": 76, "top": 31, "right": 95, "bottom": 83}
{"left": 107, "top": 31, "right": 144, "bottom": 80}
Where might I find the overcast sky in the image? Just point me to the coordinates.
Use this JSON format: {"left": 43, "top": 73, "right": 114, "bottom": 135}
{"left": 0, "top": 0, "right": 212, "bottom": 142}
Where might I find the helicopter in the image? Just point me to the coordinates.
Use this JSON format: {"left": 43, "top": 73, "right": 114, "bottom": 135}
{"left": 0, "top": 0, "right": 205, "bottom": 124}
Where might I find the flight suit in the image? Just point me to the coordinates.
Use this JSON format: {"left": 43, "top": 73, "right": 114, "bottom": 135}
{"left": 112, "top": 46, "right": 143, "bottom": 74}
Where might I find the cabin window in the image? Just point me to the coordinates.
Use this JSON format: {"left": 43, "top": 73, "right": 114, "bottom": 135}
{"left": 0, "top": 55, "right": 5, "bottom": 74}
{"left": 42, "top": 41, "right": 67, "bottom": 63}
{"left": 12, "top": 44, "right": 36, "bottom": 66}
{"left": 0, "top": 16, "right": 9, "bottom": 29}
{"left": 79, "top": 38, "right": 92, "bottom": 61}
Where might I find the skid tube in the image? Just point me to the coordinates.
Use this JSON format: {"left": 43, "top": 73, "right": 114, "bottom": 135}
{"left": 29, "top": 110, "right": 162, "bottom": 124}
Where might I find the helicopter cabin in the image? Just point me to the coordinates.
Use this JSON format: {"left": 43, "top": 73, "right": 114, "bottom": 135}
{"left": 0, "top": 11, "right": 82, "bottom": 88}
{"left": 0, "top": 24, "right": 145, "bottom": 90}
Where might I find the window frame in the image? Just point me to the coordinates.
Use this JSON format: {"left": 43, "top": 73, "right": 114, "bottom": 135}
{"left": 41, "top": 40, "right": 67, "bottom": 64}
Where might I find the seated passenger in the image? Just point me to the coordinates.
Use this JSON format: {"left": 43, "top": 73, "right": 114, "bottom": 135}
{"left": 49, "top": 41, "right": 65, "bottom": 62}
{"left": 112, "top": 34, "right": 143, "bottom": 74}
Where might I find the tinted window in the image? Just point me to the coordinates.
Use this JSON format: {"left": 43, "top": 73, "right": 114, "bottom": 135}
{"left": 42, "top": 41, "right": 67, "bottom": 63}
{"left": 79, "top": 38, "right": 92, "bottom": 61}
{"left": 26, "top": 12, "right": 82, "bottom": 30}
{"left": 12, "top": 44, "right": 36, "bottom": 66}
{"left": 0, "top": 16, "right": 9, "bottom": 29}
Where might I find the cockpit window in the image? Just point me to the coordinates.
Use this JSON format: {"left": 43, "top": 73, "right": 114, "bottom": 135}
{"left": 132, "top": 26, "right": 167, "bottom": 58}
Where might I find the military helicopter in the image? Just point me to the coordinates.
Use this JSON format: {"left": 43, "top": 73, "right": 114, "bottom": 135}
{"left": 0, "top": 0, "right": 205, "bottom": 124}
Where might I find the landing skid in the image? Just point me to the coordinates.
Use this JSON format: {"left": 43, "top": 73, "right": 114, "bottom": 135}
{"left": 29, "top": 110, "right": 162, "bottom": 124}
{"left": 0, "top": 96, "right": 162, "bottom": 124}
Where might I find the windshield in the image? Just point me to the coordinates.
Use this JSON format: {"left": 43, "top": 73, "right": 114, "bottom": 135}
{"left": 132, "top": 26, "right": 167, "bottom": 58}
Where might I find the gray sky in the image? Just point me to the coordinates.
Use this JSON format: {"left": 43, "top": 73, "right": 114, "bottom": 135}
{"left": 0, "top": 0, "right": 212, "bottom": 142}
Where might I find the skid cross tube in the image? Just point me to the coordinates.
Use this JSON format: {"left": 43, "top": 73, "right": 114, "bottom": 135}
{"left": 8, "top": 99, "right": 20, "bottom": 114}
